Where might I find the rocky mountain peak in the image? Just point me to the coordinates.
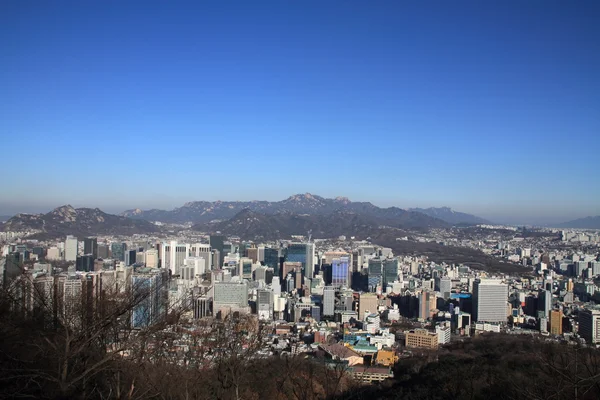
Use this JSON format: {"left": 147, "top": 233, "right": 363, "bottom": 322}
{"left": 334, "top": 196, "right": 350, "bottom": 204}
{"left": 51, "top": 205, "right": 78, "bottom": 221}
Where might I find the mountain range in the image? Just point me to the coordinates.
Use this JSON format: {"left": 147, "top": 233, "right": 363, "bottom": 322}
{"left": 192, "top": 207, "right": 444, "bottom": 240}
{"left": 123, "top": 194, "right": 488, "bottom": 226}
{"left": 408, "top": 206, "right": 491, "bottom": 225}
{"left": 2, "top": 205, "right": 159, "bottom": 239}
{"left": 554, "top": 216, "right": 600, "bottom": 230}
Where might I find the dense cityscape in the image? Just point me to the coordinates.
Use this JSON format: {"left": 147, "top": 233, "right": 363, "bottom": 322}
{"left": 2, "top": 1, "right": 600, "bottom": 399}
{"left": 2, "top": 200, "right": 600, "bottom": 397}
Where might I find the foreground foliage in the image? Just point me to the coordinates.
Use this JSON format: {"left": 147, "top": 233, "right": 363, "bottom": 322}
{"left": 337, "top": 334, "right": 600, "bottom": 400}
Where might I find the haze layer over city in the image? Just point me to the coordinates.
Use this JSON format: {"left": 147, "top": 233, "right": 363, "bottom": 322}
{"left": 1, "top": 2, "right": 600, "bottom": 400}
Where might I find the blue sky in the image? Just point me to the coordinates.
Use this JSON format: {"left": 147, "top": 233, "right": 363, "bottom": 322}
{"left": 1, "top": 1, "right": 599, "bottom": 224}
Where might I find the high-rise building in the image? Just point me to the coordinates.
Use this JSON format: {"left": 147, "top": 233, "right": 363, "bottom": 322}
{"left": 83, "top": 237, "right": 98, "bottom": 258}
{"left": 131, "top": 268, "right": 169, "bottom": 328}
{"left": 76, "top": 255, "right": 94, "bottom": 272}
{"left": 282, "top": 261, "right": 302, "bottom": 280}
{"left": 254, "top": 266, "right": 267, "bottom": 282}
{"left": 368, "top": 259, "right": 383, "bottom": 292}
{"left": 193, "top": 297, "right": 212, "bottom": 319}
{"left": 323, "top": 286, "right": 335, "bottom": 316}
{"left": 125, "top": 249, "right": 137, "bottom": 266}
{"left": 549, "top": 309, "right": 563, "bottom": 335}
{"left": 272, "top": 276, "right": 281, "bottom": 295}
{"left": 439, "top": 277, "right": 452, "bottom": 299}
{"left": 257, "top": 246, "right": 265, "bottom": 263}
{"left": 567, "top": 279, "right": 574, "bottom": 292}
{"left": 473, "top": 279, "right": 508, "bottom": 323}
{"left": 246, "top": 247, "right": 258, "bottom": 263}
{"left": 60, "top": 275, "right": 83, "bottom": 323}
{"left": 332, "top": 256, "right": 350, "bottom": 288}
{"left": 110, "top": 242, "right": 127, "bottom": 262}
{"left": 418, "top": 290, "right": 436, "bottom": 320}
{"left": 97, "top": 244, "right": 109, "bottom": 259}
{"left": 383, "top": 258, "right": 399, "bottom": 289}
{"left": 64, "top": 235, "right": 78, "bottom": 262}
{"left": 285, "top": 243, "right": 315, "bottom": 279}
{"left": 145, "top": 249, "right": 158, "bottom": 268}
{"left": 575, "top": 261, "right": 588, "bottom": 277}
{"left": 240, "top": 257, "right": 253, "bottom": 279}
{"left": 212, "top": 250, "right": 221, "bottom": 269}
{"left": 538, "top": 290, "right": 552, "bottom": 319}
{"left": 46, "top": 247, "right": 61, "bottom": 260}
{"left": 257, "top": 289, "right": 273, "bottom": 320}
{"left": 209, "top": 235, "right": 225, "bottom": 265}
{"left": 160, "top": 241, "right": 187, "bottom": 275}
{"left": 263, "top": 247, "right": 279, "bottom": 273}
{"left": 190, "top": 243, "right": 212, "bottom": 269}
{"left": 213, "top": 281, "right": 248, "bottom": 310}
{"left": 358, "top": 293, "right": 378, "bottom": 320}
{"left": 578, "top": 308, "right": 600, "bottom": 345}
{"left": 182, "top": 257, "right": 206, "bottom": 280}
{"left": 436, "top": 323, "right": 451, "bottom": 344}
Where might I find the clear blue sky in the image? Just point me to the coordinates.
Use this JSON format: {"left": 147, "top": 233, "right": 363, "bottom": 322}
{"left": 1, "top": 1, "right": 599, "bottom": 224}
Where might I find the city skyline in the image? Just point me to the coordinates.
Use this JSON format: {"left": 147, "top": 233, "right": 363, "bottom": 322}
{"left": 1, "top": 1, "right": 599, "bottom": 224}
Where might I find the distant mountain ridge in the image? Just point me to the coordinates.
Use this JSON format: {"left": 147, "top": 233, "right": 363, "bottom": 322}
{"left": 408, "top": 206, "right": 491, "bottom": 225}
{"left": 192, "top": 207, "right": 446, "bottom": 240}
{"left": 2, "top": 205, "right": 159, "bottom": 239}
{"left": 122, "top": 193, "right": 452, "bottom": 228}
{"left": 555, "top": 216, "right": 600, "bottom": 229}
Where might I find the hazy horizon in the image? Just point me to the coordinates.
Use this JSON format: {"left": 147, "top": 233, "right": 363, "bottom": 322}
{"left": 1, "top": 2, "right": 599, "bottom": 226}
{"left": 0, "top": 191, "right": 597, "bottom": 226}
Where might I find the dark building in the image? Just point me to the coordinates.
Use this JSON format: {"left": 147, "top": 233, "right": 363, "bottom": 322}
{"left": 223, "top": 242, "right": 232, "bottom": 256}
{"left": 3, "top": 253, "right": 22, "bottom": 285}
{"left": 263, "top": 247, "right": 280, "bottom": 273}
{"left": 97, "top": 244, "right": 109, "bottom": 259}
{"left": 19, "top": 251, "right": 30, "bottom": 262}
{"left": 84, "top": 238, "right": 98, "bottom": 258}
{"left": 209, "top": 235, "right": 224, "bottom": 253}
{"left": 76, "top": 255, "right": 95, "bottom": 272}
{"left": 383, "top": 259, "right": 399, "bottom": 289}
{"left": 265, "top": 268, "right": 274, "bottom": 285}
{"left": 110, "top": 243, "right": 127, "bottom": 262}
{"left": 311, "top": 305, "right": 321, "bottom": 322}
{"left": 125, "top": 249, "right": 137, "bottom": 266}
{"left": 322, "top": 264, "right": 333, "bottom": 285}
{"left": 367, "top": 259, "right": 383, "bottom": 292}
{"left": 32, "top": 247, "right": 45, "bottom": 257}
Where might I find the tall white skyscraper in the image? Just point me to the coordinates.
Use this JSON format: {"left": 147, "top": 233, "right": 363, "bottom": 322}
{"left": 161, "top": 241, "right": 187, "bottom": 275}
{"left": 190, "top": 243, "right": 212, "bottom": 269}
{"left": 64, "top": 235, "right": 78, "bottom": 262}
{"left": 473, "top": 279, "right": 508, "bottom": 323}
{"left": 323, "top": 286, "right": 335, "bottom": 316}
{"left": 272, "top": 276, "right": 281, "bottom": 295}
{"left": 307, "top": 243, "right": 315, "bottom": 276}
{"left": 257, "top": 289, "right": 273, "bottom": 320}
